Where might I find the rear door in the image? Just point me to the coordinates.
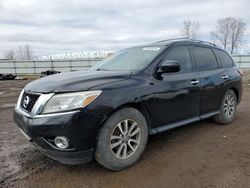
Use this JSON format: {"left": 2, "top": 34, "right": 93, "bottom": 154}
{"left": 213, "top": 49, "right": 242, "bottom": 101}
{"left": 191, "top": 45, "right": 228, "bottom": 116}
{"left": 213, "top": 49, "right": 239, "bottom": 82}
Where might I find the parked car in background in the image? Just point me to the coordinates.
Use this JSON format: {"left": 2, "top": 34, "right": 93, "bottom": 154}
{"left": 40, "top": 70, "right": 61, "bottom": 77}
{"left": 0, "top": 74, "right": 16, "bottom": 80}
{"left": 14, "top": 39, "right": 242, "bottom": 171}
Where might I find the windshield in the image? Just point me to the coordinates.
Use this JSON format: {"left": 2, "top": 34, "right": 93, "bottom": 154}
{"left": 90, "top": 46, "right": 164, "bottom": 71}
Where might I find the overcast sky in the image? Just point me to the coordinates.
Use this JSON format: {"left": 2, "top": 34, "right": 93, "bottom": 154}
{"left": 0, "top": 0, "right": 249, "bottom": 57}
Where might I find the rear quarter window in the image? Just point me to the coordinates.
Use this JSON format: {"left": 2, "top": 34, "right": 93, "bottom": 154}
{"left": 214, "top": 49, "right": 234, "bottom": 68}
{"left": 192, "top": 46, "right": 219, "bottom": 71}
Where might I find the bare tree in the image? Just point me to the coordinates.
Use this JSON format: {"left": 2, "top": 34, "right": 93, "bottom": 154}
{"left": 2, "top": 44, "right": 34, "bottom": 60}
{"left": 18, "top": 46, "right": 24, "bottom": 60}
{"left": 181, "top": 20, "right": 201, "bottom": 39}
{"left": 211, "top": 17, "right": 246, "bottom": 54}
{"left": 24, "top": 44, "right": 33, "bottom": 60}
{"left": 4, "top": 50, "right": 15, "bottom": 60}
{"left": 211, "top": 18, "right": 231, "bottom": 50}
{"left": 230, "top": 19, "right": 246, "bottom": 54}
{"left": 16, "top": 44, "right": 34, "bottom": 60}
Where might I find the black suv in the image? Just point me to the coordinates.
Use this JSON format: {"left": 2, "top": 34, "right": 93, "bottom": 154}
{"left": 14, "top": 39, "right": 242, "bottom": 171}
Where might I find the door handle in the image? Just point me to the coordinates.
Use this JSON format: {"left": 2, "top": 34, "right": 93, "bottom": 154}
{"left": 190, "top": 80, "right": 199, "bottom": 85}
{"left": 221, "top": 75, "right": 229, "bottom": 79}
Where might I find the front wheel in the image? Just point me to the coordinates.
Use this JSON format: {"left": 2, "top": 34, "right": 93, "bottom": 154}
{"left": 214, "top": 90, "right": 237, "bottom": 124}
{"left": 95, "top": 107, "right": 148, "bottom": 171}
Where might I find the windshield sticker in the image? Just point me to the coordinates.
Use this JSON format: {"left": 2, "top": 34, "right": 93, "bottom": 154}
{"left": 142, "top": 47, "right": 161, "bottom": 51}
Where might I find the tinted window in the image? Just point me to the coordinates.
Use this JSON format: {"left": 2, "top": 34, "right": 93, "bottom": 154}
{"left": 163, "top": 46, "right": 192, "bottom": 73}
{"left": 193, "top": 46, "right": 218, "bottom": 71}
{"left": 214, "top": 49, "right": 234, "bottom": 68}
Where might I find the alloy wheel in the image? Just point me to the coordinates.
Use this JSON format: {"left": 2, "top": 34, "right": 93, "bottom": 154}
{"left": 224, "top": 95, "right": 235, "bottom": 119}
{"left": 110, "top": 119, "right": 141, "bottom": 160}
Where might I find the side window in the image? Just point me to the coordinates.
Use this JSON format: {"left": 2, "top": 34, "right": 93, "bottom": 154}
{"left": 214, "top": 49, "right": 234, "bottom": 68}
{"left": 193, "top": 46, "right": 219, "bottom": 71}
{"left": 163, "top": 46, "right": 192, "bottom": 73}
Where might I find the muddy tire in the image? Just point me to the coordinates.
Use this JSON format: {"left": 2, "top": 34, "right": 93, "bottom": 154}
{"left": 95, "top": 107, "right": 148, "bottom": 171}
{"left": 214, "top": 90, "right": 237, "bottom": 125}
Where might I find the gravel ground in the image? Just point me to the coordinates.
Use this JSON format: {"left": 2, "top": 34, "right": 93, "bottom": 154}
{"left": 0, "top": 76, "right": 250, "bottom": 188}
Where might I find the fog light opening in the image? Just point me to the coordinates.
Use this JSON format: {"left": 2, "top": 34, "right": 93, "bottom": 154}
{"left": 54, "top": 136, "right": 69, "bottom": 149}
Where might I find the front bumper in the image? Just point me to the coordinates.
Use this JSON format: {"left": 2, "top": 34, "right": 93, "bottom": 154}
{"left": 14, "top": 108, "right": 106, "bottom": 164}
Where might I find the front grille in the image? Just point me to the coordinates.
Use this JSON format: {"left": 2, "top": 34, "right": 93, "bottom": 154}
{"left": 21, "top": 92, "right": 40, "bottom": 112}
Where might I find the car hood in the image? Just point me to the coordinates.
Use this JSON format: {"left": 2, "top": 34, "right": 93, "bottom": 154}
{"left": 24, "top": 70, "right": 132, "bottom": 93}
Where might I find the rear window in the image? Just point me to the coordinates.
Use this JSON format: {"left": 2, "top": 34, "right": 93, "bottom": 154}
{"left": 193, "top": 46, "right": 219, "bottom": 71}
{"left": 214, "top": 49, "right": 234, "bottom": 68}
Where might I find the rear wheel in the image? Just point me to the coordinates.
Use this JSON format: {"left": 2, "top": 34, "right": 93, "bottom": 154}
{"left": 214, "top": 90, "right": 237, "bottom": 124}
{"left": 95, "top": 107, "right": 148, "bottom": 171}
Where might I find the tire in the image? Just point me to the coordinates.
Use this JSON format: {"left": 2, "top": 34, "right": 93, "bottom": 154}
{"left": 95, "top": 107, "right": 148, "bottom": 171}
{"left": 214, "top": 89, "right": 237, "bottom": 124}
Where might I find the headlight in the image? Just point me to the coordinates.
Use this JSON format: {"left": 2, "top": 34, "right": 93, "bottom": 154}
{"left": 42, "top": 90, "right": 102, "bottom": 114}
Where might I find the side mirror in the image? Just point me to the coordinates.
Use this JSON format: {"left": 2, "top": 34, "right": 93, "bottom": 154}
{"left": 159, "top": 60, "right": 180, "bottom": 73}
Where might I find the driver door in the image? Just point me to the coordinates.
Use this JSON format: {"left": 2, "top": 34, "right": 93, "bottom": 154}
{"left": 149, "top": 45, "right": 200, "bottom": 127}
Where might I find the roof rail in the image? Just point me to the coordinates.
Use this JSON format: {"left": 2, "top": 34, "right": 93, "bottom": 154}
{"left": 153, "top": 37, "right": 189, "bottom": 44}
{"left": 190, "top": 39, "right": 216, "bottom": 47}
{"left": 153, "top": 38, "right": 216, "bottom": 47}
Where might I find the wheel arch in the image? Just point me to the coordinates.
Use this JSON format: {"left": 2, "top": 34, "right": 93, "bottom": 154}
{"left": 97, "top": 102, "right": 152, "bottom": 138}
{"left": 230, "top": 87, "right": 239, "bottom": 102}
{"left": 118, "top": 102, "right": 152, "bottom": 130}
